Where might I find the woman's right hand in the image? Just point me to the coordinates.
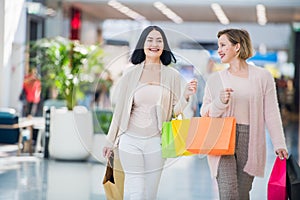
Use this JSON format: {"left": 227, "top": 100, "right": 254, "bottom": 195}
{"left": 184, "top": 79, "right": 198, "bottom": 101}
{"left": 103, "top": 146, "right": 113, "bottom": 158}
{"left": 220, "top": 88, "right": 234, "bottom": 104}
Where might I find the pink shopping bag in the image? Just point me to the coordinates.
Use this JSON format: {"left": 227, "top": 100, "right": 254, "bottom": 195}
{"left": 267, "top": 156, "right": 288, "bottom": 200}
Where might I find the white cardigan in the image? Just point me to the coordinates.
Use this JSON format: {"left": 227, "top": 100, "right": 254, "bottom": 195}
{"left": 106, "top": 64, "right": 189, "bottom": 147}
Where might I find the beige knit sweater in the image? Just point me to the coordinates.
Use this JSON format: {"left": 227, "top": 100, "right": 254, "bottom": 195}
{"left": 106, "top": 63, "right": 188, "bottom": 147}
{"left": 200, "top": 65, "right": 287, "bottom": 177}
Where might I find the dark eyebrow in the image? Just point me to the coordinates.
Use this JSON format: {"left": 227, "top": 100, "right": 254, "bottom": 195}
{"left": 147, "top": 36, "right": 162, "bottom": 40}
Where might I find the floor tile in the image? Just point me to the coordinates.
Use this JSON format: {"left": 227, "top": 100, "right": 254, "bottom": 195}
{"left": 0, "top": 116, "right": 298, "bottom": 200}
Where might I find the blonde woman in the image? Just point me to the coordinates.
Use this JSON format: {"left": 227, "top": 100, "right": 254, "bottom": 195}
{"left": 201, "top": 28, "right": 288, "bottom": 199}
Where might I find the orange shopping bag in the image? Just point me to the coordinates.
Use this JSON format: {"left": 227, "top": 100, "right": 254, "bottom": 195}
{"left": 186, "top": 117, "right": 236, "bottom": 155}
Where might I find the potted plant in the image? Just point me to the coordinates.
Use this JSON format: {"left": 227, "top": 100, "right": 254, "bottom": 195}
{"left": 31, "top": 36, "right": 104, "bottom": 109}
{"left": 30, "top": 36, "right": 105, "bottom": 160}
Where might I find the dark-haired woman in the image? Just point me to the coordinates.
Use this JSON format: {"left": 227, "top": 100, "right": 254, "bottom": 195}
{"left": 103, "top": 26, "right": 197, "bottom": 199}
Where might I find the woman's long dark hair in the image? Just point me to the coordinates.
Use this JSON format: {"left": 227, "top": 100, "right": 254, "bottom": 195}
{"left": 130, "top": 26, "right": 176, "bottom": 65}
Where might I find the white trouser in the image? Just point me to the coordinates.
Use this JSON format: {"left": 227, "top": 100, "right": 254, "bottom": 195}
{"left": 118, "top": 133, "right": 165, "bottom": 200}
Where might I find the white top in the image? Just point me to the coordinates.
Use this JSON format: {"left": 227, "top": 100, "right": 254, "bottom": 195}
{"left": 127, "top": 83, "right": 163, "bottom": 138}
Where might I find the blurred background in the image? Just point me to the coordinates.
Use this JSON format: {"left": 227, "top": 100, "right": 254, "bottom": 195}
{"left": 0, "top": 0, "right": 299, "bottom": 199}
{"left": 1, "top": 0, "right": 299, "bottom": 117}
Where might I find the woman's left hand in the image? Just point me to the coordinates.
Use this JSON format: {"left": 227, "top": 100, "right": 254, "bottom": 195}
{"left": 276, "top": 148, "right": 288, "bottom": 160}
{"left": 184, "top": 79, "right": 198, "bottom": 100}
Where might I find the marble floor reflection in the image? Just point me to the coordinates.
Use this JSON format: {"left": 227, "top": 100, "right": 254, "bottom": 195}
{"left": 0, "top": 114, "right": 298, "bottom": 200}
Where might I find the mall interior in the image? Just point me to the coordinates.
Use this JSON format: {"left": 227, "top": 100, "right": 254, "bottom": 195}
{"left": 0, "top": 0, "right": 299, "bottom": 199}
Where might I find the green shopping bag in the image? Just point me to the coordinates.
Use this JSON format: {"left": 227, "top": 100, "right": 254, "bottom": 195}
{"left": 161, "top": 121, "right": 177, "bottom": 158}
{"left": 161, "top": 118, "right": 193, "bottom": 158}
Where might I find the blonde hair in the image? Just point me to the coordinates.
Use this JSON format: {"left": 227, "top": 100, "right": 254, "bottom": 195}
{"left": 217, "top": 29, "right": 254, "bottom": 60}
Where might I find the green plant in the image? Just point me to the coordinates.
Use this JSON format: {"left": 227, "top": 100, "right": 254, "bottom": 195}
{"left": 30, "top": 36, "right": 104, "bottom": 110}
{"left": 92, "top": 110, "right": 113, "bottom": 134}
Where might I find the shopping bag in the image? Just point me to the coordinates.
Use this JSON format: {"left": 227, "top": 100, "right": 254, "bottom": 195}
{"left": 186, "top": 117, "right": 236, "bottom": 155}
{"left": 161, "top": 118, "right": 193, "bottom": 158}
{"left": 161, "top": 121, "right": 177, "bottom": 158}
{"left": 267, "top": 156, "right": 287, "bottom": 200}
{"left": 172, "top": 119, "right": 193, "bottom": 156}
{"left": 102, "top": 153, "right": 124, "bottom": 200}
{"left": 286, "top": 154, "right": 300, "bottom": 200}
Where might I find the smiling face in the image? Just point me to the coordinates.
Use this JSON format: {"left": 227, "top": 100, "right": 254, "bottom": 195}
{"left": 144, "top": 30, "right": 164, "bottom": 61}
{"left": 217, "top": 34, "right": 239, "bottom": 63}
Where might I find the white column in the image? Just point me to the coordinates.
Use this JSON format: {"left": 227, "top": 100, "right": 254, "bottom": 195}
{"left": 0, "top": 0, "right": 6, "bottom": 107}
{"left": 80, "top": 20, "right": 98, "bottom": 45}
{"left": 0, "top": 0, "right": 26, "bottom": 111}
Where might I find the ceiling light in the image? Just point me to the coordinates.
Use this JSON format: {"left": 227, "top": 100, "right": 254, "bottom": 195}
{"left": 153, "top": 2, "right": 183, "bottom": 24}
{"left": 108, "top": 0, "right": 146, "bottom": 21}
{"left": 211, "top": 3, "right": 230, "bottom": 25}
{"left": 256, "top": 4, "right": 267, "bottom": 26}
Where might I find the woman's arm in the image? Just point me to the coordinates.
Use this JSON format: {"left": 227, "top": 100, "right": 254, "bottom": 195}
{"left": 263, "top": 71, "right": 288, "bottom": 157}
{"left": 173, "top": 77, "right": 197, "bottom": 116}
{"left": 103, "top": 73, "right": 128, "bottom": 153}
{"left": 200, "top": 76, "right": 229, "bottom": 117}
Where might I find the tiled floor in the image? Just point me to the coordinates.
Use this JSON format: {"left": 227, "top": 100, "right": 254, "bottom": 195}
{"left": 0, "top": 112, "right": 298, "bottom": 200}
